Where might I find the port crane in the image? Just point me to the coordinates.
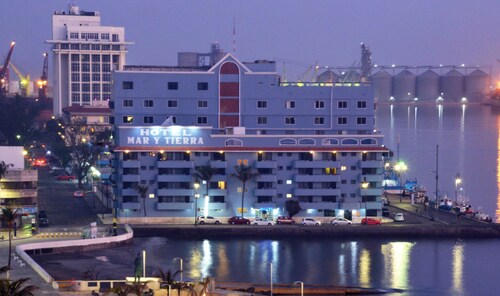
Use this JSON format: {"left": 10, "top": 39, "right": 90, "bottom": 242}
{"left": 38, "top": 52, "right": 48, "bottom": 99}
{"left": 9, "top": 61, "right": 31, "bottom": 97}
{"left": 0, "top": 41, "right": 16, "bottom": 94}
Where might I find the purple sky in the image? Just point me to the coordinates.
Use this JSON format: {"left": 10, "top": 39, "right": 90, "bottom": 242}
{"left": 1, "top": 0, "right": 499, "bottom": 81}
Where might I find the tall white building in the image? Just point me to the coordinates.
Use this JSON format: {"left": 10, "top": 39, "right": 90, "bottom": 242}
{"left": 46, "top": 5, "right": 132, "bottom": 117}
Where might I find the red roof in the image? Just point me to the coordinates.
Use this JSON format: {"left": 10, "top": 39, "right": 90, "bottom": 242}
{"left": 114, "top": 146, "right": 389, "bottom": 153}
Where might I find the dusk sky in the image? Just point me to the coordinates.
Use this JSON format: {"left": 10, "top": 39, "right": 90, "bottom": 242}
{"left": 1, "top": 0, "right": 499, "bottom": 81}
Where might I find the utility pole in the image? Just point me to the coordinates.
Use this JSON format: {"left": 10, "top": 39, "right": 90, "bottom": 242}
{"left": 435, "top": 145, "right": 439, "bottom": 217}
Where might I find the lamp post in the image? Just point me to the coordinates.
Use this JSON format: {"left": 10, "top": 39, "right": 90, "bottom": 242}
{"left": 455, "top": 173, "right": 462, "bottom": 205}
{"left": 194, "top": 181, "right": 200, "bottom": 226}
{"left": 294, "top": 281, "right": 304, "bottom": 296}
{"left": 174, "top": 257, "right": 183, "bottom": 282}
{"left": 142, "top": 250, "right": 146, "bottom": 278}
{"left": 361, "top": 178, "right": 369, "bottom": 217}
{"left": 394, "top": 161, "right": 407, "bottom": 199}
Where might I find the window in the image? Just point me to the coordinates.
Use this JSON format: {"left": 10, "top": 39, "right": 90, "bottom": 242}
{"left": 337, "top": 117, "right": 347, "bottom": 125}
{"left": 197, "top": 82, "right": 208, "bottom": 90}
{"left": 144, "top": 116, "right": 153, "bottom": 124}
{"left": 168, "top": 100, "right": 178, "bottom": 108}
{"left": 285, "top": 100, "right": 295, "bottom": 109}
{"left": 101, "top": 33, "right": 110, "bottom": 40}
{"left": 314, "top": 117, "right": 324, "bottom": 125}
{"left": 123, "top": 116, "right": 133, "bottom": 124}
{"left": 70, "top": 44, "right": 79, "bottom": 50}
{"left": 197, "top": 117, "right": 208, "bottom": 124}
{"left": 198, "top": 100, "right": 208, "bottom": 108}
{"left": 102, "top": 55, "right": 110, "bottom": 62}
{"left": 71, "top": 54, "right": 79, "bottom": 62}
{"left": 102, "top": 84, "right": 111, "bottom": 92}
{"left": 69, "top": 32, "right": 79, "bottom": 39}
{"left": 92, "top": 64, "right": 100, "bottom": 72}
{"left": 71, "top": 83, "right": 80, "bottom": 92}
{"left": 285, "top": 117, "right": 295, "bottom": 125}
{"left": 123, "top": 81, "right": 134, "bottom": 89}
{"left": 81, "top": 63, "right": 90, "bottom": 72}
{"left": 82, "top": 74, "right": 90, "bottom": 82}
{"left": 102, "top": 74, "right": 111, "bottom": 81}
{"left": 92, "top": 73, "right": 100, "bottom": 81}
{"left": 168, "top": 82, "right": 178, "bottom": 90}
{"left": 81, "top": 44, "right": 90, "bottom": 50}
{"left": 102, "top": 64, "right": 111, "bottom": 72}
{"left": 144, "top": 100, "right": 154, "bottom": 108}
{"left": 112, "top": 34, "right": 119, "bottom": 42}
{"left": 92, "top": 84, "right": 100, "bottom": 92}
{"left": 315, "top": 100, "right": 325, "bottom": 109}
{"left": 357, "top": 117, "right": 367, "bottom": 125}
{"left": 92, "top": 55, "right": 100, "bottom": 62}
{"left": 81, "top": 55, "right": 90, "bottom": 62}
{"left": 71, "top": 73, "right": 80, "bottom": 82}
{"left": 71, "top": 63, "right": 79, "bottom": 71}
{"left": 257, "top": 100, "right": 267, "bottom": 108}
{"left": 338, "top": 101, "right": 348, "bottom": 109}
{"left": 91, "top": 44, "right": 100, "bottom": 50}
{"left": 257, "top": 117, "right": 267, "bottom": 125}
{"left": 357, "top": 101, "right": 367, "bottom": 108}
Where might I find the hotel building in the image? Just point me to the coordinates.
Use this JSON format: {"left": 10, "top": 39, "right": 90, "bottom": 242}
{"left": 110, "top": 54, "right": 389, "bottom": 224}
{"left": 47, "top": 5, "right": 132, "bottom": 117}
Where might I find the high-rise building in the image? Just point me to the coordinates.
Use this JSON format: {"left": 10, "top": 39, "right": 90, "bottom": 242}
{"left": 47, "top": 5, "right": 132, "bottom": 117}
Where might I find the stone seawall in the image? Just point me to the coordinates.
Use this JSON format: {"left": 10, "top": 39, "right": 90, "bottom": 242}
{"left": 132, "top": 224, "right": 500, "bottom": 239}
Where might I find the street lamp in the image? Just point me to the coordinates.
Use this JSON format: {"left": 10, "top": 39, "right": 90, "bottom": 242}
{"left": 294, "top": 281, "right": 304, "bottom": 296}
{"left": 455, "top": 173, "right": 462, "bottom": 205}
{"left": 173, "top": 257, "right": 183, "bottom": 282}
{"left": 361, "top": 178, "right": 369, "bottom": 217}
{"left": 194, "top": 181, "right": 200, "bottom": 226}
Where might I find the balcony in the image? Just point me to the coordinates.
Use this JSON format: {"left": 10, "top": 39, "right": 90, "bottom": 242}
{"left": 254, "top": 160, "right": 277, "bottom": 169}
{"left": 209, "top": 160, "right": 227, "bottom": 169}
{"left": 360, "top": 174, "right": 384, "bottom": 182}
{"left": 293, "top": 188, "right": 340, "bottom": 196}
{"left": 0, "top": 189, "right": 37, "bottom": 199}
{"left": 122, "top": 174, "right": 140, "bottom": 182}
{"left": 157, "top": 160, "right": 194, "bottom": 169}
{"left": 294, "top": 174, "right": 340, "bottom": 182}
{"left": 208, "top": 189, "right": 227, "bottom": 196}
{"left": 254, "top": 188, "right": 276, "bottom": 196}
{"left": 293, "top": 160, "right": 339, "bottom": 169}
{"left": 359, "top": 160, "right": 383, "bottom": 169}
{"left": 208, "top": 202, "right": 227, "bottom": 210}
{"left": 255, "top": 174, "right": 277, "bottom": 183}
{"left": 121, "top": 202, "right": 140, "bottom": 210}
{"left": 366, "top": 201, "right": 382, "bottom": 210}
{"left": 121, "top": 188, "right": 138, "bottom": 196}
{"left": 156, "top": 202, "right": 193, "bottom": 210}
{"left": 253, "top": 202, "right": 277, "bottom": 209}
{"left": 157, "top": 188, "right": 193, "bottom": 196}
{"left": 122, "top": 160, "right": 140, "bottom": 168}
{"left": 4, "top": 170, "right": 37, "bottom": 182}
{"left": 157, "top": 174, "right": 193, "bottom": 182}
{"left": 360, "top": 188, "right": 383, "bottom": 196}
{"left": 300, "top": 202, "right": 339, "bottom": 210}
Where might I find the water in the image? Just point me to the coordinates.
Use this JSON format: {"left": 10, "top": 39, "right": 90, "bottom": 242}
{"left": 375, "top": 103, "right": 500, "bottom": 219}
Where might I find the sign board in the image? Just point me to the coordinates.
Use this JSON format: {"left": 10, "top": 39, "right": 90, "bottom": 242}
{"left": 237, "top": 208, "right": 248, "bottom": 213}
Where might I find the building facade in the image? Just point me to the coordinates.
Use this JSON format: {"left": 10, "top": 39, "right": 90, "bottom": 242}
{"left": 111, "top": 54, "right": 389, "bottom": 224}
{"left": 47, "top": 5, "right": 132, "bottom": 117}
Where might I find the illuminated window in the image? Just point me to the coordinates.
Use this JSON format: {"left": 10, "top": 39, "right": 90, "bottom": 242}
{"left": 286, "top": 180, "right": 292, "bottom": 185}
{"left": 341, "top": 166, "right": 347, "bottom": 171}
{"left": 123, "top": 116, "right": 133, "bottom": 124}
{"left": 237, "top": 159, "right": 248, "bottom": 165}
{"left": 325, "top": 167, "right": 337, "bottom": 175}
{"left": 218, "top": 181, "right": 226, "bottom": 189}
{"left": 286, "top": 193, "right": 292, "bottom": 198}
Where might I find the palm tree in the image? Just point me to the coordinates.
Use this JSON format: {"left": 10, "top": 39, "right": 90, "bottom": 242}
{"left": 193, "top": 165, "right": 219, "bottom": 199}
{"left": 135, "top": 184, "right": 149, "bottom": 217}
{"left": 0, "top": 161, "right": 11, "bottom": 179}
{"left": 0, "top": 266, "right": 38, "bottom": 296}
{"left": 231, "top": 164, "right": 258, "bottom": 218}
{"left": 1, "top": 207, "right": 18, "bottom": 272}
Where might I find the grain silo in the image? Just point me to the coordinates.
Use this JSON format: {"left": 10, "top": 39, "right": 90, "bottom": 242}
{"left": 393, "top": 70, "right": 416, "bottom": 101}
{"left": 440, "top": 69, "right": 465, "bottom": 102}
{"left": 372, "top": 70, "right": 392, "bottom": 102}
{"left": 416, "top": 69, "right": 440, "bottom": 101}
{"left": 465, "top": 69, "right": 490, "bottom": 101}
{"left": 317, "top": 70, "right": 338, "bottom": 83}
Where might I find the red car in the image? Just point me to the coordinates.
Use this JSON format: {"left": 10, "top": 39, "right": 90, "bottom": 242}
{"left": 276, "top": 216, "right": 295, "bottom": 224}
{"left": 227, "top": 216, "right": 251, "bottom": 225}
{"left": 56, "top": 174, "right": 76, "bottom": 181}
{"left": 361, "top": 217, "right": 382, "bottom": 225}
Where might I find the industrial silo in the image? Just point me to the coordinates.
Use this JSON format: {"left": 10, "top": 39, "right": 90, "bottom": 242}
{"left": 440, "top": 69, "right": 465, "bottom": 102}
{"left": 465, "top": 69, "right": 490, "bottom": 102}
{"left": 417, "top": 69, "right": 440, "bottom": 101}
{"left": 317, "top": 70, "right": 338, "bottom": 83}
{"left": 338, "top": 69, "right": 361, "bottom": 83}
{"left": 392, "top": 70, "right": 416, "bottom": 101}
{"left": 372, "top": 70, "right": 392, "bottom": 102}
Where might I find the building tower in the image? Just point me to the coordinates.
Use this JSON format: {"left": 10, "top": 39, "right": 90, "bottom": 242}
{"left": 46, "top": 5, "right": 132, "bottom": 117}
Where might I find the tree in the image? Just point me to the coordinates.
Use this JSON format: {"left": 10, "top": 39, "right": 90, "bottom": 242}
{"left": 135, "top": 184, "right": 149, "bottom": 217}
{"left": 0, "top": 95, "right": 42, "bottom": 146}
{"left": 0, "top": 276, "right": 38, "bottom": 296}
{"left": 285, "top": 199, "right": 301, "bottom": 218}
{"left": 1, "top": 207, "right": 18, "bottom": 272}
{"left": 105, "top": 282, "right": 150, "bottom": 296}
{"left": 231, "top": 164, "right": 258, "bottom": 218}
{"left": 193, "top": 164, "right": 219, "bottom": 204}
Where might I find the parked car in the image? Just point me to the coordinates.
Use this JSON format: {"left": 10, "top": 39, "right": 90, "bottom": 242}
{"left": 361, "top": 217, "right": 382, "bottom": 225}
{"left": 276, "top": 216, "right": 295, "bottom": 224}
{"left": 38, "top": 217, "right": 49, "bottom": 227}
{"left": 252, "top": 218, "right": 274, "bottom": 226}
{"left": 73, "top": 191, "right": 84, "bottom": 198}
{"left": 227, "top": 216, "right": 251, "bottom": 225}
{"left": 301, "top": 218, "right": 321, "bottom": 226}
{"left": 197, "top": 216, "right": 221, "bottom": 225}
{"left": 394, "top": 213, "right": 405, "bottom": 222}
{"left": 330, "top": 217, "right": 352, "bottom": 226}
{"left": 382, "top": 208, "right": 390, "bottom": 217}
{"left": 56, "top": 174, "right": 76, "bottom": 181}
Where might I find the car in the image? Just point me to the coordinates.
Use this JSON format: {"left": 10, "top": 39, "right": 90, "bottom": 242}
{"left": 276, "top": 216, "right": 295, "bottom": 224}
{"left": 38, "top": 217, "right": 49, "bottom": 227}
{"left": 330, "top": 217, "right": 352, "bottom": 226}
{"left": 74, "top": 190, "right": 84, "bottom": 198}
{"left": 361, "top": 217, "right": 382, "bottom": 225}
{"left": 394, "top": 213, "right": 405, "bottom": 222}
{"left": 56, "top": 174, "right": 76, "bottom": 181}
{"left": 197, "top": 216, "right": 221, "bottom": 225}
{"left": 301, "top": 218, "right": 321, "bottom": 226}
{"left": 227, "top": 216, "right": 251, "bottom": 225}
{"left": 382, "top": 208, "right": 390, "bottom": 217}
{"left": 252, "top": 218, "right": 275, "bottom": 226}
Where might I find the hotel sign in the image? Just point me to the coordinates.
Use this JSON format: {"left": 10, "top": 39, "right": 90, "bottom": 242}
{"left": 119, "top": 126, "right": 208, "bottom": 147}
